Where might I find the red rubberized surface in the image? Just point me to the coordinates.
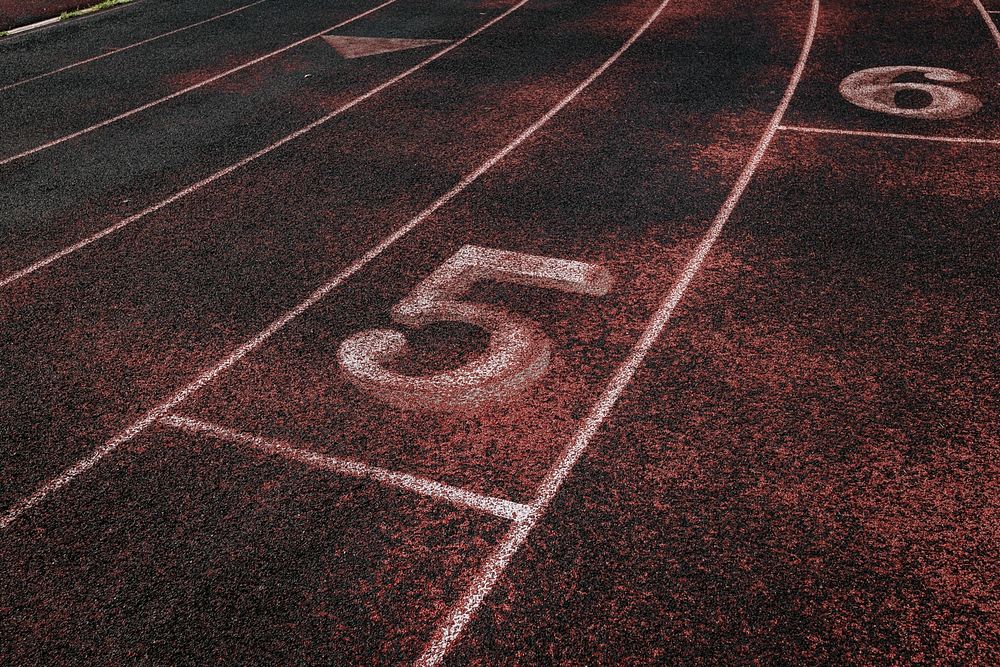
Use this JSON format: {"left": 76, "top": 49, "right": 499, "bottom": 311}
{"left": 1, "top": 0, "right": 997, "bottom": 663}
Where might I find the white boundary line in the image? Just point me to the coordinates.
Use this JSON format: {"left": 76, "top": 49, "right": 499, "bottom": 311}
{"left": 0, "top": 0, "right": 525, "bottom": 292}
{"left": 972, "top": 0, "right": 1000, "bottom": 50}
{"left": 0, "top": 0, "right": 400, "bottom": 167}
{"left": 415, "top": 1, "right": 822, "bottom": 664}
{"left": 160, "top": 414, "right": 531, "bottom": 521}
{"left": 779, "top": 123, "right": 1000, "bottom": 145}
{"left": 0, "top": 0, "right": 269, "bottom": 94}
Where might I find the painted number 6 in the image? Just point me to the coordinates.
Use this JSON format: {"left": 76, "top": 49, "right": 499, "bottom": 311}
{"left": 338, "top": 245, "right": 613, "bottom": 411}
{"left": 839, "top": 66, "right": 981, "bottom": 120}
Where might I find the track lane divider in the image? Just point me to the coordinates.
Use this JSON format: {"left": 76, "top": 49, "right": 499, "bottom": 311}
{"left": 779, "top": 124, "right": 1000, "bottom": 145}
{"left": 972, "top": 0, "right": 1000, "bottom": 51}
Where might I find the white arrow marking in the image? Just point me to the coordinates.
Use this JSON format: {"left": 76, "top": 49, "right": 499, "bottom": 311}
{"left": 322, "top": 34, "right": 452, "bottom": 59}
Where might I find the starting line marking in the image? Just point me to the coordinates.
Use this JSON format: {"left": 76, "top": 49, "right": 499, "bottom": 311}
{"left": 0, "top": 0, "right": 401, "bottom": 167}
{"left": 0, "top": 0, "right": 269, "bottom": 93}
{"left": 159, "top": 414, "right": 532, "bottom": 522}
{"left": 779, "top": 123, "right": 1000, "bottom": 145}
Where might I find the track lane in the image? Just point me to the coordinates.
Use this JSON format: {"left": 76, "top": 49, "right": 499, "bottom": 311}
{"left": 5, "top": 0, "right": 802, "bottom": 656}
{"left": 0, "top": 0, "right": 816, "bottom": 662}
{"left": 0, "top": 0, "right": 388, "bottom": 163}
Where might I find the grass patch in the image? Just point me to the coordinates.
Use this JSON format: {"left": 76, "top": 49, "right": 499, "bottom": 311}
{"left": 60, "top": 0, "right": 134, "bottom": 20}
{"left": 0, "top": 31, "right": 7, "bottom": 37}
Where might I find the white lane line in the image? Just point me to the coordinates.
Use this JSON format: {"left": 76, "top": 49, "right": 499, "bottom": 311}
{"left": 973, "top": 0, "right": 1000, "bottom": 50}
{"left": 160, "top": 414, "right": 531, "bottom": 521}
{"left": 415, "top": 2, "right": 822, "bottom": 664}
{"left": 0, "top": 0, "right": 269, "bottom": 94}
{"left": 0, "top": 0, "right": 527, "bottom": 291}
{"left": 779, "top": 124, "right": 1000, "bottom": 145}
{"left": 0, "top": 0, "right": 399, "bottom": 167}
{"left": 0, "top": 0, "right": 538, "bottom": 530}
{"left": 5, "top": 17, "right": 61, "bottom": 36}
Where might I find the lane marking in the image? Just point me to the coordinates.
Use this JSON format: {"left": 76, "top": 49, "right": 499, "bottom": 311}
{"left": 323, "top": 35, "right": 452, "bottom": 59}
{"left": 0, "top": 0, "right": 537, "bottom": 529}
{"left": 972, "top": 0, "right": 1000, "bottom": 50}
{"left": 0, "top": 0, "right": 526, "bottom": 292}
{"left": 160, "top": 414, "right": 531, "bottom": 521}
{"left": 0, "top": 0, "right": 269, "bottom": 94}
{"left": 340, "top": 245, "right": 611, "bottom": 412}
{"left": 779, "top": 123, "right": 1000, "bottom": 145}
{"left": 4, "top": 17, "right": 61, "bottom": 36}
{"left": 0, "top": 0, "right": 400, "bottom": 167}
{"left": 416, "top": 1, "right": 822, "bottom": 664}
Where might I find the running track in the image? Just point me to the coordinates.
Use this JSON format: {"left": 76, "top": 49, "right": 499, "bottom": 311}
{"left": 1, "top": 0, "right": 997, "bottom": 663}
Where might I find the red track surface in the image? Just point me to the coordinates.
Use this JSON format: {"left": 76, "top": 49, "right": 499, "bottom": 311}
{"left": 1, "top": 0, "right": 997, "bottom": 663}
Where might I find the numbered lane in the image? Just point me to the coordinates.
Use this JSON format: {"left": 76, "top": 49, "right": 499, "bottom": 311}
{"left": 0, "top": 0, "right": 819, "bottom": 662}
{"left": 178, "top": 0, "right": 814, "bottom": 511}
{"left": 782, "top": 0, "right": 1000, "bottom": 138}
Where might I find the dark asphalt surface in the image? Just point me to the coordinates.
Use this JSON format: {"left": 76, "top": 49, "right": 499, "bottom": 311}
{"left": 1, "top": 0, "right": 998, "bottom": 664}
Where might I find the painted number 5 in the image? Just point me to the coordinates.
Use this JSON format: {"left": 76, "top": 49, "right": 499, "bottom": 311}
{"left": 338, "top": 245, "right": 613, "bottom": 411}
{"left": 839, "top": 65, "right": 981, "bottom": 120}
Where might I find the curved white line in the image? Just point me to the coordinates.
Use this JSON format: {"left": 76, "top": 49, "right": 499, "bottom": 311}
{"left": 0, "top": 0, "right": 269, "bottom": 94}
{"left": 415, "top": 1, "right": 822, "bottom": 664}
{"left": 971, "top": 0, "right": 1000, "bottom": 51}
{"left": 0, "top": 0, "right": 399, "bottom": 167}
